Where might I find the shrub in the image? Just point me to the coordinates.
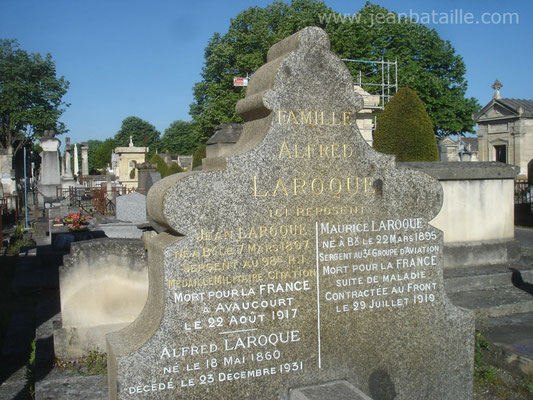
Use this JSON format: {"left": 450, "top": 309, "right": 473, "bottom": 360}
{"left": 373, "top": 87, "right": 439, "bottom": 162}
{"left": 192, "top": 145, "right": 206, "bottom": 169}
{"left": 149, "top": 154, "right": 168, "bottom": 177}
{"left": 166, "top": 162, "right": 184, "bottom": 176}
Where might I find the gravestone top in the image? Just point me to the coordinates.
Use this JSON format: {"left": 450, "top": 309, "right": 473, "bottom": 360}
{"left": 115, "top": 192, "right": 147, "bottom": 223}
{"left": 145, "top": 172, "right": 161, "bottom": 194}
{"left": 207, "top": 123, "right": 243, "bottom": 145}
{"left": 108, "top": 27, "right": 473, "bottom": 400}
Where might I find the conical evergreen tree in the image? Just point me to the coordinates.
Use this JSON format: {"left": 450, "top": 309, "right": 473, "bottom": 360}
{"left": 373, "top": 87, "right": 439, "bottom": 162}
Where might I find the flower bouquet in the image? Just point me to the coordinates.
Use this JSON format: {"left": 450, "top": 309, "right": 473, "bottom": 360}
{"left": 63, "top": 213, "right": 92, "bottom": 231}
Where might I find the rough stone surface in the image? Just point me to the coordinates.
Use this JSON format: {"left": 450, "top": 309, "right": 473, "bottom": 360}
{"left": 116, "top": 192, "right": 147, "bottom": 223}
{"left": 108, "top": 27, "right": 474, "bottom": 400}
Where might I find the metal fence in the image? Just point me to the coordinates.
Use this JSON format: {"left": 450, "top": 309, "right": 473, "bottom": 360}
{"left": 55, "top": 186, "right": 144, "bottom": 216}
{"left": 0, "top": 194, "right": 20, "bottom": 223}
{"left": 515, "top": 179, "right": 531, "bottom": 205}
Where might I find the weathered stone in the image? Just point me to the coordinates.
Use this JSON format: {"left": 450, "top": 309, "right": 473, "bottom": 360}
{"left": 38, "top": 130, "right": 61, "bottom": 203}
{"left": 145, "top": 172, "right": 161, "bottom": 195}
{"left": 107, "top": 27, "right": 474, "bottom": 400}
{"left": 137, "top": 162, "right": 157, "bottom": 194}
{"left": 55, "top": 239, "right": 148, "bottom": 359}
{"left": 116, "top": 192, "right": 147, "bottom": 223}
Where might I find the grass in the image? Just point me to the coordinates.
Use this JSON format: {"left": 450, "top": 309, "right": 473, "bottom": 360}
{"left": 474, "top": 330, "right": 533, "bottom": 399}
{"left": 54, "top": 351, "right": 107, "bottom": 376}
{"left": 24, "top": 339, "right": 36, "bottom": 399}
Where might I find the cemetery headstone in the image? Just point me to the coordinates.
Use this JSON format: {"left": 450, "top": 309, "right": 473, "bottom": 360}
{"left": 62, "top": 137, "right": 76, "bottom": 189}
{"left": 137, "top": 162, "right": 157, "bottom": 194}
{"left": 206, "top": 123, "right": 243, "bottom": 159}
{"left": 116, "top": 192, "right": 147, "bottom": 223}
{"left": 38, "top": 130, "right": 61, "bottom": 204}
{"left": 145, "top": 172, "right": 161, "bottom": 194}
{"left": 81, "top": 142, "right": 89, "bottom": 176}
{"left": 107, "top": 27, "right": 474, "bottom": 400}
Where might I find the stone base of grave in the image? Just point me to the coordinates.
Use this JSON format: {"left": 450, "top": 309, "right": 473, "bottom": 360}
{"left": 91, "top": 222, "right": 144, "bottom": 239}
{"left": 61, "top": 177, "right": 77, "bottom": 190}
{"left": 290, "top": 381, "right": 373, "bottom": 400}
{"left": 38, "top": 184, "right": 60, "bottom": 207}
{"left": 53, "top": 319, "right": 130, "bottom": 359}
{"left": 443, "top": 238, "right": 520, "bottom": 268}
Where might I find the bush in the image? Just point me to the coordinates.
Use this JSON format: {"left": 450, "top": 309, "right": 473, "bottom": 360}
{"left": 373, "top": 87, "right": 439, "bottom": 162}
{"left": 166, "top": 162, "right": 184, "bottom": 176}
{"left": 149, "top": 154, "right": 168, "bottom": 177}
{"left": 192, "top": 145, "right": 206, "bottom": 169}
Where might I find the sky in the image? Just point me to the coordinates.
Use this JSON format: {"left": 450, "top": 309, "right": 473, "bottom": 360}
{"left": 1, "top": 0, "right": 532, "bottom": 145}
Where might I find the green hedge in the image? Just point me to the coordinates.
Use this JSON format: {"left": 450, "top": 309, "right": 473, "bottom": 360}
{"left": 373, "top": 87, "right": 439, "bottom": 162}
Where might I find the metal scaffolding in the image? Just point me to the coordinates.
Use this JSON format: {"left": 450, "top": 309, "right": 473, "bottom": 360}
{"left": 341, "top": 58, "right": 398, "bottom": 109}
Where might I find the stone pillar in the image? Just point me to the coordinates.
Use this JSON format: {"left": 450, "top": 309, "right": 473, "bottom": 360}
{"left": 63, "top": 138, "right": 74, "bottom": 179}
{"left": 81, "top": 142, "right": 89, "bottom": 176}
{"left": 106, "top": 170, "right": 116, "bottom": 203}
{"left": 73, "top": 143, "right": 79, "bottom": 176}
{"left": 136, "top": 162, "right": 156, "bottom": 194}
{"left": 38, "top": 130, "right": 61, "bottom": 205}
{"left": 61, "top": 137, "right": 76, "bottom": 189}
{"left": 0, "top": 149, "right": 15, "bottom": 195}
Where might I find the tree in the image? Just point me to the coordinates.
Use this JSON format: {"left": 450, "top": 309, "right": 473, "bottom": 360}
{"left": 189, "top": 1, "right": 479, "bottom": 140}
{"left": 189, "top": 0, "right": 334, "bottom": 142}
{"left": 91, "top": 138, "right": 117, "bottom": 172}
{"left": 0, "top": 39, "right": 70, "bottom": 154}
{"left": 87, "top": 139, "right": 102, "bottom": 173}
{"left": 373, "top": 87, "right": 439, "bottom": 162}
{"left": 114, "top": 116, "right": 160, "bottom": 149}
{"left": 159, "top": 120, "right": 198, "bottom": 154}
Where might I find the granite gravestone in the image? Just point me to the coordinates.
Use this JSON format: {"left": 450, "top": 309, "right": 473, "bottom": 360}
{"left": 107, "top": 27, "right": 474, "bottom": 400}
{"left": 116, "top": 192, "right": 147, "bottom": 223}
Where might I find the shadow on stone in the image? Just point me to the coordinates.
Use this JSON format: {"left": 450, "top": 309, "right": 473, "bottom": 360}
{"left": 369, "top": 370, "right": 396, "bottom": 400}
{"left": 510, "top": 268, "right": 533, "bottom": 296}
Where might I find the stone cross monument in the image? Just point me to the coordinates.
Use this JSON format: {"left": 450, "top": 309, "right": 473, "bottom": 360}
{"left": 492, "top": 79, "right": 503, "bottom": 100}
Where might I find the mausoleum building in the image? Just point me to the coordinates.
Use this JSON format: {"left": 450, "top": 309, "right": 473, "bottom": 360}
{"left": 474, "top": 80, "right": 533, "bottom": 177}
{"left": 112, "top": 137, "right": 148, "bottom": 189}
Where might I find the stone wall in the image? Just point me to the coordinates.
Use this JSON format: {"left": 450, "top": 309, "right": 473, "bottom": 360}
{"left": 400, "top": 162, "right": 519, "bottom": 268}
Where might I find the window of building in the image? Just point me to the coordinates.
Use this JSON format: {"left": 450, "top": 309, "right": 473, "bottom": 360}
{"left": 494, "top": 145, "right": 507, "bottom": 163}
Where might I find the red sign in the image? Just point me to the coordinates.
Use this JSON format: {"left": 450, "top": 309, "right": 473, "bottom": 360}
{"left": 233, "top": 77, "right": 248, "bottom": 87}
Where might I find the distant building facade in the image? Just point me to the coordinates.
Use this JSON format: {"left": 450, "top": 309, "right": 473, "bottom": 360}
{"left": 354, "top": 85, "right": 380, "bottom": 146}
{"left": 474, "top": 80, "right": 533, "bottom": 177}
{"left": 113, "top": 137, "right": 148, "bottom": 189}
{"left": 438, "top": 137, "right": 478, "bottom": 162}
